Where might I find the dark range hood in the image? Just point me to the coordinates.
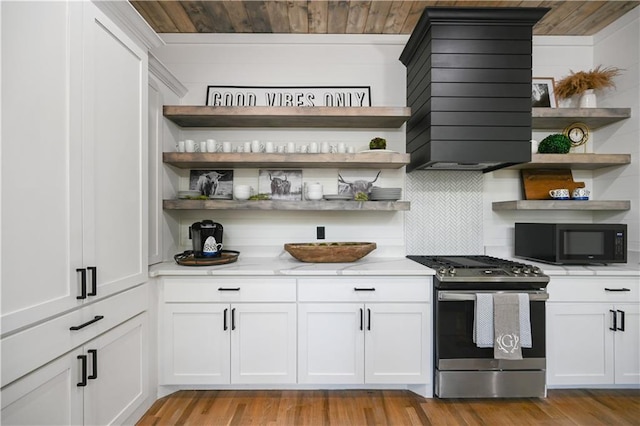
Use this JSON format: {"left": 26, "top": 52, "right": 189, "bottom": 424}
{"left": 399, "top": 7, "right": 549, "bottom": 173}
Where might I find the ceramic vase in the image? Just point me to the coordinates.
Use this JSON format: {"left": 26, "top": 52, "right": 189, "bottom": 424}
{"left": 579, "top": 89, "right": 597, "bottom": 108}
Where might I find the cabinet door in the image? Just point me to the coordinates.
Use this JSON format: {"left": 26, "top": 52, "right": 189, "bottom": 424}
{"left": 162, "top": 304, "right": 230, "bottom": 384}
{"left": 84, "top": 313, "right": 148, "bottom": 426}
{"left": 547, "top": 303, "right": 614, "bottom": 386}
{"left": 298, "top": 303, "right": 364, "bottom": 384}
{"left": 365, "top": 303, "right": 429, "bottom": 384}
{"left": 1, "top": 348, "right": 83, "bottom": 425}
{"left": 80, "top": 2, "right": 148, "bottom": 299}
{"left": 614, "top": 303, "right": 640, "bottom": 385}
{"left": 231, "top": 303, "right": 297, "bottom": 384}
{"left": 1, "top": 0, "right": 85, "bottom": 335}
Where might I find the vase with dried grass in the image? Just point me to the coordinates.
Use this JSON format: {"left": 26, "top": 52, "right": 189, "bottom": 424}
{"left": 554, "top": 65, "right": 623, "bottom": 108}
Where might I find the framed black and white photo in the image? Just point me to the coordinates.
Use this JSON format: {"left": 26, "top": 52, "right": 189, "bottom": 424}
{"left": 258, "top": 170, "right": 303, "bottom": 201}
{"left": 189, "top": 170, "right": 234, "bottom": 198}
{"left": 532, "top": 78, "right": 557, "bottom": 108}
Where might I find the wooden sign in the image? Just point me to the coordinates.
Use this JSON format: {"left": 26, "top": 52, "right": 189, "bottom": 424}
{"left": 206, "top": 85, "right": 371, "bottom": 107}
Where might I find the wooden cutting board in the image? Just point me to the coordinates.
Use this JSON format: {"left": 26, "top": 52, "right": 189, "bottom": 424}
{"left": 521, "top": 169, "right": 585, "bottom": 200}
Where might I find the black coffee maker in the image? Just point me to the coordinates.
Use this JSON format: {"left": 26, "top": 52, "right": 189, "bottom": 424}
{"left": 189, "top": 220, "right": 224, "bottom": 258}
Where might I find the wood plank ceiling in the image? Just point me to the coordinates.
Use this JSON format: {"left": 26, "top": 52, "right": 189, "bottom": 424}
{"left": 130, "top": 1, "right": 639, "bottom": 36}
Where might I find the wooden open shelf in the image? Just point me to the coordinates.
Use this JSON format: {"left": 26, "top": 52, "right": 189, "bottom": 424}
{"left": 163, "top": 106, "right": 411, "bottom": 128}
{"left": 163, "top": 152, "right": 410, "bottom": 169}
{"left": 507, "top": 153, "right": 631, "bottom": 170}
{"left": 164, "top": 199, "right": 410, "bottom": 211}
{"left": 532, "top": 107, "right": 631, "bottom": 130}
{"left": 492, "top": 200, "right": 630, "bottom": 211}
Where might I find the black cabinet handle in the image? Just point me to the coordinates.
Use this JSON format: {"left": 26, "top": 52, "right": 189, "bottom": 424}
{"left": 87, "top": 266, "right": 97, "bottom": 296}
{"left": 609, "top": 309, "right": 617, "bottom": 331}
{"left": 360, "top": 308, "right": 363, "bottom": 331}
{"left": 77, "top": 355, "right": 87, "bottom": 387}
{"left": 367, "top": 308, "right": 371, "bottom": 331}
{"left": 70, "top": 315, "right": 104, "bottom": 331}
{"left": 231, "top": 308, "right": 236, "bottom": 330}
{"left": 218, "top": 287, "right": 240, "bottom": 291}
{"left": 87, "top": 349, "right": 98, "bottom": 380}
{"left": 354, "top": 287, "right": 376, "bottom": 292}
{"left": 617, "top": 310, "right": 625, "bottom": 332}
{"left": 223, "top": 308, "right": 228, "bottom": 331}
{"left": 605, "top": 288, "right": 631, "bottom": 292}
{"left": 76, "top": 268, "right": 87, "bottom": 300}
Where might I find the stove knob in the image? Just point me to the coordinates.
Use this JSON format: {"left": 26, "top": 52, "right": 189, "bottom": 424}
{"left": 511, "top": 267, "right": 521, "bottom": 274}
{"left": 438, "top": 267, "right": 447, "bottom": 275}
{"left": 448, "top": 267, "right": 456, "bottom": 275}
{"left": 523, "top": 267, "right": 531, "bottom": 274}
{"left": 532, "top": 266, "right": 542, "bottom": 274}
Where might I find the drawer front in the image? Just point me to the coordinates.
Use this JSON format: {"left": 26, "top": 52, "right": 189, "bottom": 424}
{"left": 1, "top": 284, "right": 148, "bottom": 388}
{"left": 548, "top": 277, "right": 640, "bottom": 303}
{"left": 298, "top": 277, "right": 430, "bottom": 302}
{"left": 163, "top": 278, "right": 297, "bottom": 303}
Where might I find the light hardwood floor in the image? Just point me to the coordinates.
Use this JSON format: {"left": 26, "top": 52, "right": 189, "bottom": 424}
{"left": 136, "top": 389, "right": 640, "bottom": 425}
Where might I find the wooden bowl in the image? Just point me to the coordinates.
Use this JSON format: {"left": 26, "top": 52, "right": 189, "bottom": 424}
{"left": 284, "top": 242, "right": 376, "bottom": 263}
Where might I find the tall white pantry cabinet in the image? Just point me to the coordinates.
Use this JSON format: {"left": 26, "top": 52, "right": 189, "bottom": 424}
{"left": 1, "top": 2, "right": 150, "bottom": 425}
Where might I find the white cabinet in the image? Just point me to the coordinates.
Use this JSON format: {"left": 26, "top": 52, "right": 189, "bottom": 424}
{"left": 297, "top": 278, "right": 430, "bottom": 385}
{"left": 546, "top": 278, "right": 640, "bottom": 387}
{"left": 1, "top": 313, "right": 148, "bottom": 426}
{"left": 161, "top": 278, "right": 297, "bottom": 385}
{"left": 1, "top": 0, "right": 148, "bottom": 335}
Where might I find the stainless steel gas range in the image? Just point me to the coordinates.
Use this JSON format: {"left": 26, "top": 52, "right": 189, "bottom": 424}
{"left": 407, "top": 255, "right": 550, "bottom": 398}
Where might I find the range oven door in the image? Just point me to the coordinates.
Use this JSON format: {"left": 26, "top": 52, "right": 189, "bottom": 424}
{"left": 435, "top": 290, "right": 547, "bottom": 370}
{"left": 434, "top": 289, "right": 548, "bottom": 398}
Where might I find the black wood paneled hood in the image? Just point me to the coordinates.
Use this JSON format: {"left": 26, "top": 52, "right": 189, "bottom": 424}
{"left": 399, "top": 7, "right": 549, "bottom": 173}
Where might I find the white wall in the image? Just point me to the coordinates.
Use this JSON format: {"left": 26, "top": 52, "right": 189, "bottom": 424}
{"left": 152, "top": 8, "right": 639, "bottom": 260}
{"left": 484, "top": 7, "right": 640, "bottom": 257}
{"left": 152, "top": 34, "right": 410, "bottom": 258}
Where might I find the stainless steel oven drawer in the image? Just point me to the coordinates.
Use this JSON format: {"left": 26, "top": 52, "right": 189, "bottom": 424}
{"left": 435, "top": 369, "right": 546, "bottom": 398}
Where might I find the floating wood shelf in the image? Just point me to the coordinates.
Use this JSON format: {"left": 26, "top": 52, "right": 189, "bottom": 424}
{"left": 163, "top": 152, "right": 410, "bottom": 169}
{"left": 532, "top": 108, "right": 631, "bottom": 129}
{"left": 164, "top": 199, "right": 410, "bottom": 211}
{"left": 492, "top": 200, "right": 630, "bottom": 211}
{"left": 163, "top": 106, "right": 411, "bottom": 128}
{"left": 507, "top": 153, "right": 631, "bottom": 170}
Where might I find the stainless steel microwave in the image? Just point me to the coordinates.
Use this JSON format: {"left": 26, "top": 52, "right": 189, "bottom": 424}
{"left": 515, "top": 223, "right": 627, "bottom": 265}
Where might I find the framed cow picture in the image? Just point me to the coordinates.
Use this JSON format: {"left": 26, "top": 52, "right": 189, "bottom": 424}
{"left": 189, "top": 170, "right": 234, "bottom": 199}
{"left": 258, "top": 169, "right": 302, "bottom": 201}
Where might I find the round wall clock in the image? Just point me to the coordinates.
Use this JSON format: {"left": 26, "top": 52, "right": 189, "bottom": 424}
{"left": 563, "top": 122, "right": 590, "bottom": 148}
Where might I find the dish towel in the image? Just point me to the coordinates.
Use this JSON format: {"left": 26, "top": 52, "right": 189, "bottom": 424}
{"left": 473, "top": 293, "right": 494, "bottom": 348}
{"left": 519, "top": 293, "right": 532, "bottom": 348}
{"left": 493, "top": 293, "right": 522, "bottom": 360}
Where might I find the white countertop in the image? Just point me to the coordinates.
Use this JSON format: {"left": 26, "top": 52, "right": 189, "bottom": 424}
{"left": 149, "top": 256, "right": 436, "bottom": 277}
{"left": 149, "top": 254, "right": 640, "bottom": 278}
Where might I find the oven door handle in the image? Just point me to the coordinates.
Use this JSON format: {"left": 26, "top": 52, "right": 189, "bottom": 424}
{"left": 438, "top": 291, "right": 549, "bottom": 301}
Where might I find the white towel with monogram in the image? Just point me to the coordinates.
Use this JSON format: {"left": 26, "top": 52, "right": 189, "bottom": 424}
{"left": 493, "top": 293, "right": 522, "bottom": 360}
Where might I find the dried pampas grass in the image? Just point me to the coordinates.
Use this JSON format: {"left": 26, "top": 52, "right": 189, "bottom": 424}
{"left": 554, "top": 65, "right": 622, "bottom": 99}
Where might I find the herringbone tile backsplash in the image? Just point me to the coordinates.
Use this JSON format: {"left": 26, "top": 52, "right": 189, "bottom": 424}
{"left": 405, "top": 170, "right": 484, "bottom": 255}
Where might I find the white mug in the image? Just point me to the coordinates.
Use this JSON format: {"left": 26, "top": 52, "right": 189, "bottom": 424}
{"left": 176, "top": 140, "right": 185, "bottom": 152}
{"left": 185, "top": 139, "right": 196, "bottom": 152}
{"left": 251, "top": 140, "right": 264, "bottom": 153}
{"left": 299, "top": 144, "right": 308, "bottom": 153}
{"left": 265, "top": 142, "right": 274, "bottom": 153}
{"left": 233, "top": 185, "right": 253, "bottom": 200}
{"left": 337, "top": 142, "right": 346, "bottom": 153}
{"left": 286, "top": 142, "right": 296, "bottom": 153}
{"left": 199, "top": 141, "right": 207, "bottom": 152}
{"left": 572, "top": 188, "right": 590, "bottom": 199}
{"left": 206, "top": 139, "right": 217, "bottom": 153}
{"left": 347, "top": 146, "right": 356, "bottom": 154}
{"left": 243, "top": 142, "right": 252, "bottom": 153}
{"left": 236, "top": 145, "right": 244, "bottom": 153}
{"left": 222, "top": 141, "right": 232, "bottom": 153}
{"left": 549, "top": 188, "right": 570, "bottom": 199}
{"left": 320, "top": 142, "right": 330, "bottom": 153}
{"left": 309, "top": 142, "right": 318, "bottom": 153}
{"left": 277, "top": 145, "right": 285, "bottom": 153}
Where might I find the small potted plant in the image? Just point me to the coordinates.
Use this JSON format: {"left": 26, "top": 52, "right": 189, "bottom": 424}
{"left": 369, "top": 137, "right": 387, "bottom": 150}
{"left": 554, "top": 65, "right": 622, "bottom": 108}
